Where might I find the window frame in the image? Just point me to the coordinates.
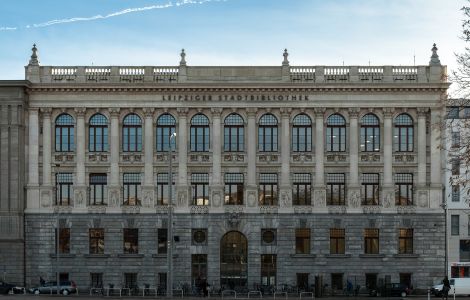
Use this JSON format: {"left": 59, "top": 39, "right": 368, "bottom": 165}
{"left": 293, "top": 173, "right": 312, "bottom": 205}
{"left": 398, "top": 228, "right": 413, "bottom": 254}
{"left": 122, "top": 114, "right": 142, "bottom": 152}
{"left": 326, "top": 114, "right": 346, "bottom": 152}
{"left": 360, "top": 114, "right": 380, "bottom": 152}
{"left": 56, "top": 228, "right": 70, "bottom": 254}
{"left": 395, "top": 173, "right": 413, "bottom": 206}
{"left": 191, "top": 173, "right": 209, "bottom": 206}
{"left": 55, "top": 114, "right": 75, "bottom": 152}
{"left": 364, "top": 228, "right": 379, "bottom": 254}
{"left": 393, "top": 113, "right": 414, "bottom": 152}
{"left": 89, "top": 173, "right": 107, "bottom": 205}
{"left": 89, "top": 228, "right": 105, "bottom": 254}
{"left": 88, "top": 114, "right": 108, "bottom": 152}
{"left": 451, "top": 215, "right": 460, "bottom": 236}
{"left": 326, "top": 173, "right": 346, "bottom": 205}
{"left": 258, "top": 114, "right": 278, "bottom": 152}
{"left": 295, "top": 228, "right": 311, "bottom": 254}
{"left": 224, "top": 113, "right": 245, "bottom": 152}
{"left": 292, "top": 114, "right": 312, "bottom": 152}
{"left": 123, "top": 228, "right": 139, "bottom": 254}
{"left": 123, "top": 173, "right": 141, "bottom": 206}
{"left": 259, "top": 173, "right": 278, "bottom": 206}
{"left": 156, "top": 113, "right": 176, "bottom": 152}
{"left": 190, "top": 114, "right": 210, "bottom": 152}
{"left": 330, "top": 228, "right": 345, "bottom": 254}
{"left": 361, "top": 173, "right": 380, "bottom": 205}
{"left": 55, "top": 173, "right": 73, "bottom": 206}
{"left": 224, "top": 173, "right": 244, "bottom": 205}
{"left": 156, "top": 173, "right": 175, "bottom": 206}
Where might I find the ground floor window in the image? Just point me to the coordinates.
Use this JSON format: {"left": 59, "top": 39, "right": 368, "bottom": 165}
{"left": 365, "top": 273, "right": 377, "bottom": 290}
{"left": 399, "top": 273, "right": 412, "bottom": 289}
{"left": 461, "top": 240, "right": 470, "bottom": 262}
{"left": 331, "top": 273, "right": 343, "bottom": 290}
{"left": 220, "top": 231, "right": 248, "bottom": 289}
{"left": 296, "top": 273, "right": 309, "bottom": 291}
{"left": 261, "top": 254, "right": 277, "bottom": 286}
{"left": 192, "top": 254, "right": 208, "bottom": 287}
{"left": 124, "top": 273, "right": 138, "bottom": 289}
{"left": 90, "top": 273, "right": 103, "bottom": 288}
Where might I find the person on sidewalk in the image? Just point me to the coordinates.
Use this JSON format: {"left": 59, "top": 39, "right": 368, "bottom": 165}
{"left": 442, "top": 276, "right": 451, "bottom": 300}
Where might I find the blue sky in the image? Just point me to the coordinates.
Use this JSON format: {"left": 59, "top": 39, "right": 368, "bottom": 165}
{"left": 0, "top": 0, "right": 465, "bottom": 80}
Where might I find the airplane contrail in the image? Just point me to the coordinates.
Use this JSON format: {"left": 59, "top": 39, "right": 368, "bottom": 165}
{"left": 0, "top": 0, "right": 226, "bottom": 31}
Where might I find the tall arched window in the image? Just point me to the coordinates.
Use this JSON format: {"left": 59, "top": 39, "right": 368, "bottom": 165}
{"left": 55, "top": 113, "right": 75, "bottom": 152}
{"left": 360, "top": 114, "right": 380, "bottom": 152}
{"left": 394, "top": 114, "right": 414, "bottom": 152}
{"left": 190, "top": 114, "right": 210, "bottom": 152}
{"left": 156, "top": 113, "right": 176, "bottom": 152}
{"left": 224, "top": 113, "right": 244, "bottom": 152}
{"left": 122, "top": 114, "right": 142, "bottom": 152}
{"left": 292, "top": 114, "right": 312, "bottom": 152}
{"left": 258, "top": 114, "right": 278, "bottom": 152}
{"left": 89, "top": 114, "right": 108, "bottom": 152}
{"left": 326, "top": 114, "right": 346, "bottom": 152}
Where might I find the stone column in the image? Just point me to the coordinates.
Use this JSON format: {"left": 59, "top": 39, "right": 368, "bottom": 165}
{"left": 176, "top": 108, "right": 189, "bottom": 208}
{"left": 280, "top": 108, "right": 292, "bottom": 208}
{"left": 142, "top": 108, "right": 155, "bottom": 208}
{"left": 40, "top": 108, "right": 53, "bottom": 208}
{"left": 429, "top": 108, "right": 442, "bottom": 208}
{"left": 26, "top": 108, "right": 40, "bottom": 210}
{"left": 417, "top": 108, "right": 428, "bottom": 186}
{"left": 108, "top": 108, "right": 121, "bottom": 208}
{"left": 382, "top": 108, "right": 394, "bottom": 208}
{"left": 313, "top": 108, "right": 326, "bottom": 208}
{"left": 210, "top": 108, "right": 224, "bottom": 209}
{"left": 348, "top": 108, "right": 361, "bottom": 208}
{"left": 74, "top": 108, "right": 87, "bottom": 208}
{"left": 246, "top": 108, "right": 258, "bottom": 208}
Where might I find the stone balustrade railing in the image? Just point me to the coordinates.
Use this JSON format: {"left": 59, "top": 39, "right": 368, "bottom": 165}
{"left": 29, "top": 65, "right": 446, "bottom": 84}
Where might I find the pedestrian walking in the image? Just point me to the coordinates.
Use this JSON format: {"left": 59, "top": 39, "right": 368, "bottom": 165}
{"left": 442, "top": 276, "right": 451, "bottom": 300}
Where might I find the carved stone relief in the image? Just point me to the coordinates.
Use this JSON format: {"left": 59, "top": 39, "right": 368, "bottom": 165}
{"left": 418, "top": 191, "right": 428, "bottom": 208}
{"left": 348, "top": 190, "right": 361, "bottom": 208}
{"left": 314, "top": 190, "right": 326, "bottom": 207}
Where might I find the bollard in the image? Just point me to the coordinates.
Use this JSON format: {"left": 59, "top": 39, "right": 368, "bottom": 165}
{"left": 453, "top": 286, "right": 455, "bottom": 300}
{"left": 427, "top": 288, "right": 430, "bottom": 300}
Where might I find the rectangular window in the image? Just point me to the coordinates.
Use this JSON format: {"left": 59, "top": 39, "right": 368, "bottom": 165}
{"left": 123, "top": 228, "right": 138, "bottom": 254}
{"left": 398, "top": 228, "right": 413, "bottom": 254}
{"left": 395, "top": 173, "right": 413, "bottom": 206}
{"left": 191, "top": 173, "right": 209, "bottom": 206}
{"left": 330, "top": 228, "right": 345, "bottom": 254}
{"left": 295, "top": 228, "right": 310, "bottom": 254}
{"left": 364, "top": 228, "right": 379, "bottom": 254}
{"left": 261, "top": 254, "right": 277, "bottom": 286}
{"left": 192, "top": 254, "right": 208, "bottom": 284}
{"left": 296, "top": 273, "right": 309, "bottom": 291}
{"left": 55, "top": 173, "right": 73, "bottom": 205}
{"left": 448, "top": 107, "right": 460, "bottom": 119}
{"left": 362, "top": 173, "right": 380, "bottom": 205}
{"left": 326, "top": 173, "right": 345, "bottom": 205}
{"left": 460, "top": 240, "right": 470, "bottom": 262}
{"left": 452, "top": 185, "right": 460, "bottom": 202}
{"left": 452, "top": 159, "right": 460, "bottom": 176}
{"left": 259, "top": 173, "right": 278, "bottom": 206}
{"left": 156, "top": 173, "right": 175, "bottom": 205}
{"left": 293, "top": 173, "right": 312, "bottom": 205}
{"left": 89, "top": 228, "right": 104, "bottom": 254}
{"left": 123, "top": 173, "right": 141, "bottom": 206}
{"left": 158, "top": 228, "right": 168, "bottom": 254}
{"left": 331, "top": 273, "right": 343, "bottom": 290}
{"left": 124, "top": 273, "right": 138, "bottom": 289}
{"left": 90, "top": 273, "right": 103, "bottom": 288}
{"left": 56, "top": 228, "right": 70, "bottom": 254}
{"left": 89, "top": 174, "right": 107, "bottom": 205}
{"left": 452, "top": 131, "right": 461, "bottom": 148}
{"left": 452, "top": 215, "right": 460, "bottom": 236}
{"left": 224, "top": 173, "right": 244, "bottom": 205}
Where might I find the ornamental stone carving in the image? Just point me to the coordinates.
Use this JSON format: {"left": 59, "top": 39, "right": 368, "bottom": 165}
{"left": 383, "top": 191, "right": 393, "bottom": 208}
{"left": 155, "top": 206, "right": 170, "bottom": 214}
{"left": 41, "top": 190, "right": 52, "bottom": 207}
{"left": 328, "top": 205, "right": 347, "bottom": 214}
{"left": 418, "top": 191, "right": 429, "bottom": 208}
{"left": 74, "top": 189, "right": 85, "bottom": 208}
{"left": 397, "top": 205, "right": 416, "bottom": 214}
{"left": 280, "top": 191, "right": 291, "bottom": 208}
{"left": 109, "top": 189, "right": 119, "bottom": 207}
{"left": 362, "top": 205, "right": 381, "bottom": 214}
{"left": 53, "top": 205, "right": 72, "bottom": 214}
{"left": 259, "top": 206, "right": 278, "bottom": 214}
{"left": 314, "top": 190, "right": 326, "bottom": 207}
{"left": 247, "top": 191, "right": 256, "bottom": 207}
{"left": 122, "top": 205, "right": 140, "bottom": 214}
{"left": 87, "top": 206, "right": 106, "bottom": 214}
{"left": 294, "top": 206, "right": 313, "bottom": 214}
{"left": 142, "top": 190, "right": 153, "bottom": 208}
{"left": 224, "top": 205, "right": 244, "bottom": 214}
{"left": 226, "top": 212, "right": 241, "bottom": 228}
{"left": 212, "top": 191, "right": 222, "bottom": 208}
{"left": 190, "top": 205, "right": 209, "bottom": 214}
{"left": 348, "top": 190, "right": 361, "bottom": 208}
{"left": 178, "top": 190, "right": 187, "bottom": 207}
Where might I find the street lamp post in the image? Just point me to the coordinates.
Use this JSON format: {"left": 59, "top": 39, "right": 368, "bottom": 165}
{"left": 167, "top": 132, "right": 176, "bottom": 297}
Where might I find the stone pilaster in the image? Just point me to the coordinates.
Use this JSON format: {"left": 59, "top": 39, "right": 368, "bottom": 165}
{"left": 429, "top": 108, "right": 442, "bottom": 208}
{"left": 108, "top": 108, "right": 121, "bottom": 209}
{"left": 176, "top": 108, "right": 189, "bottom": 209}
{"left": 382, "top": 108, "right": 394, "bottom": 208}
{"left": 74, "top": 108, "right": 87, "bottom": 208}
{"left": 348, "top": 108, "right": 361, "bottom": 208}
{"left": 280, "top": 108, "right": 292, "bottom": 209}
{"left": 314, "top": 108, "right": 326, "bottom": 208}
{"left": 27, "top": 108, "right": 40, "bottom": 210}
{"left": 142, "top": 108, "right": 155, "bottom": 208}
{"left": 246, "top": 108, "right": 258, "bottom": 208}
{"left": 40, "top": 108, "right": 53, "bottom": 207}
{"left": 210, "top": 108, "right": 224, "bottom": 211}
{"left": 417, "top": 108, "right": 428, "bottom": 186}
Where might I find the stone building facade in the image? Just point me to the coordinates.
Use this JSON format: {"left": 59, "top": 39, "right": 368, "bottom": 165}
{"left": 0, "top": 81, "right": 27, "bottom": 285}
{"left": 7, "top": 45, "right": 450, "bottom": 291}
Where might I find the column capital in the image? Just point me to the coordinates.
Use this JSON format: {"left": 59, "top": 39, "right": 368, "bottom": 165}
{"left": 143, "top": 107, "right": 155, "bottom": 118}
{"left": 109, "top": 107, "right": 120, "bottom": 118}
{"left": 280, "top": 107, "right": 291, "bottom": 118}
{"left": 74, "top": 107, "right": 86, "bottom": 117}
{"left": 177, "top": 107, "right": 189, "bottom": 117}
{"left": 314, "top": 107, "right": 326, "bottom": 117}
{"left": 40, "top": 107, "right": 52, "bottom": 118}
{"left": 383, "top": 107, "right": 395, "bottom": 118}
{"left": 246, "top": 107, "right": 257, "bottom": 117}
{"left": 210, "top": 107, "right": 223, "bottom": 116}
{"left": 348, "top": 108, "right": 360, "bottom": 118}
{"left": 29, "top": 107, "right": 39, "bottom": 114}
{"left": 417, "top": 107, "right": 429, "bottom": 117}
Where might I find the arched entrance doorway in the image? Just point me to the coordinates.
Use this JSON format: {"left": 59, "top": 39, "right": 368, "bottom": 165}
{"left": 220, "top": 231, "right": 248, "bottom": 289}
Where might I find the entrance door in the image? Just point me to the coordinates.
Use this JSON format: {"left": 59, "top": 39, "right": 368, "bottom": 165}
{"left": 220, "top": 231, "right": 248, "bottom": 289}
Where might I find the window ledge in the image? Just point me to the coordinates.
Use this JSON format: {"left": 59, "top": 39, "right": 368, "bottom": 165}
{"left": 359, "top": 254, "right": 385, "bottom": 258}
{"left": 84, "top": 254, "right": 110, "bottom": 258}
{"left": 118, "top": 254, "right": 144, "bottom": 258}
{"left": 325, "top": 254, "right": 351, "bottom": 258}
{"left": 290, "top": 254, "right": 316, "bottom": 258}
{"left": 49, "top": 254, "right": 76, "bottom": 258}
{"left": 152, "top": 254, "right": 178, "bottom": 258}
{"left": 393, "top": 254, "right": 419, "bottom": 258}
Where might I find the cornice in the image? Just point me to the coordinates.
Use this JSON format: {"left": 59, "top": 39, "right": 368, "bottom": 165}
{"left": 26, "top": 85, "right": 449, "bottom": 94}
